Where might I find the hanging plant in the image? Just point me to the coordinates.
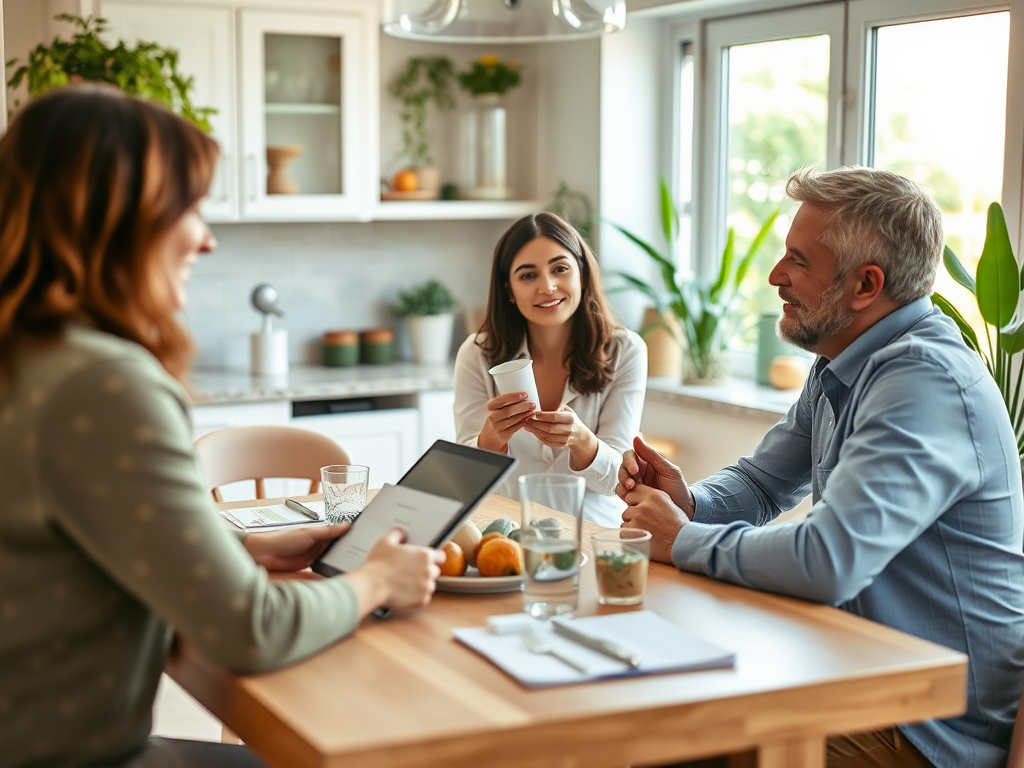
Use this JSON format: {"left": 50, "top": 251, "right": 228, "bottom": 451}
{"left": 5, "top": 14, "right": 215, "bottom": 132}
{"left": 388, "top": 56, "right": 456, "bottom": 168}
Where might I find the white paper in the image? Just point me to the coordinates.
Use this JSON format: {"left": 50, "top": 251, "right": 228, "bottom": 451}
{"left": 318, "top": 484, "right": 464, "bottom": 573}
{"left": 220, "top": 499, "right": 325, "bottom": 530}
{"left": 454, "top": 610, "right": 736, "bottom": 688}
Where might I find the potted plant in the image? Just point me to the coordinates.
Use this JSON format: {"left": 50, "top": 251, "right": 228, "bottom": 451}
{"left": 387, "top": 56, "right": 456, "bottom": 198}
{"left": 932, "top": 202, "right": 1024, "bottom": 458}
{"left": 456, "top": 55, "right": 522, "bottom": 200}
{"left": 5, "top": 14, "right": 214, "bottom": 132}
{"left": 394, "top": 279, "right": 458, "bottom": 364}
{"left": 611, "top": 178, "right": 780, "bottom": 384}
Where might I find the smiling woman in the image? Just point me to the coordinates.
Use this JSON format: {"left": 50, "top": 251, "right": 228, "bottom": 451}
{"left": 0, "top": 86, "right": 444, "bottom": 768}
{"left": 453, "top": 212, "right": 648, "bottom": 528}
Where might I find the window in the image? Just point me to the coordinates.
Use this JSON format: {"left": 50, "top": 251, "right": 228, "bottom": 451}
{"left": 868, "top": 11, "right": 1009, "bottom": 328}
{"left": 678, "top": 0, "right": 1013, "bottom": 356}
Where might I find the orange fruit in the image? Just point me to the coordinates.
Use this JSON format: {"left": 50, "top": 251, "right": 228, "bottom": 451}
{"left": 476, "top": 537, "right": 522, "bottom": 577}
{"left": 473, "top": 531, "right": 505, "bottom": 564}
{"left": 392, "top": 169, "right": 418, "bottom": 192}
{"left": 439, "top": 540, "right": 467, "bottom": 577}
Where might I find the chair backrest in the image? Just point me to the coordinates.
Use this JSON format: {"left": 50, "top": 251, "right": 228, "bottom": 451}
{"left": 194, "top": 425, "right": 352, "bottom": 502}
{"left": 1008, "top": 685, "right": 1024, "bottom": 768}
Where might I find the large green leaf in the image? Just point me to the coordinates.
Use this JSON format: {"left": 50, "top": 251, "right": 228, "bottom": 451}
{"left": 976, "top": 202, "right": 1018, "bottom": 328}
{"left": 734, "top": 209, "right": 781, "bottom": 289}
{"left": 931, "top": 292, "right": 981, "bottom": 354}
{"left": 709, "top": 229, "right": 736, "bottom": 302}
{"left": 942, "top": 245, "right": 976, "bottom": 294}
{"left": 999, "top": 318, "right": 1024, "bottom": 355}
{"left": 659, "top": 177, "right": 679, "bottom": 247}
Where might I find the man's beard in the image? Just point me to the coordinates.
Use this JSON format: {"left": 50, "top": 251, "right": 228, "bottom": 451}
{"left": 778, "top": 281, "right": 852, "bottom": 352}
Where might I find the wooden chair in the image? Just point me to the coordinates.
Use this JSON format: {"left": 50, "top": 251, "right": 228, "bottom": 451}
{"left": 192, "top": 424, "right": 351, "bottom": 743}
{"left": 1008, "top": 685, "right": 1024, "bottom": 768}
{"left": 194, "top": 425, "right": 351, "bottom": 502}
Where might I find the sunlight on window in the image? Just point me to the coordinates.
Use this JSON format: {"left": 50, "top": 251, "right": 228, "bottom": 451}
{"left": 872, "top": 12, "right": 1009, "bottom": 333}
{"left": 726, "top": 34, "right": 830, "bottom": 349}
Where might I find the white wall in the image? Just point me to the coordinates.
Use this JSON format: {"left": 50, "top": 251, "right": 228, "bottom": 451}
{"left": 191, "top": 218, "right": 512, "bottom": 369}
{"left": 598, "top": 16, "right": 668, "bottom": 331}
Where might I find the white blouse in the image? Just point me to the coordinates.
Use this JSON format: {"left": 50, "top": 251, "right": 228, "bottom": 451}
{"left": 453, "top": 329, "right": 647, "bottom": 528}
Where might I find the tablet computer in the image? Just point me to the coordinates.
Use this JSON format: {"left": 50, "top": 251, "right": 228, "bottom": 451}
{"left": 312, "top": 440, "right": 517, "bottom": 578}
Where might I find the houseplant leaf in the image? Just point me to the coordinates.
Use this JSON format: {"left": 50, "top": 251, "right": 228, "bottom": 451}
{"left": 975, "top": 202, "right": 1018, "bottom": 328}
{"left": 733, "top": 209, "right": 782, "bottom": 290}
{"left": 943, "top": 245, "right": 976, "bottom": 294}
{"left": 709, "top": 228, "right": 736, "bottom": 303}
{"left": 659, "top": 177, "right": 679, "bottom": 246}
{"left": 931, "top": 292, "right": 981, "bottom": 355}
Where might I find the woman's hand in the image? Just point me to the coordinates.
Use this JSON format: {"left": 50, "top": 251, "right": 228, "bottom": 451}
{"left": 344, "top": 529, "right": 444, "bottom": 614}
{"left": 477, "top": 392, "right": 538, "bottom": 452}
{"left": 525, "top": 406, "right": 598, "bottom": 471}
{"left": 245, "top": 524, "right": 350, "bottom": 572}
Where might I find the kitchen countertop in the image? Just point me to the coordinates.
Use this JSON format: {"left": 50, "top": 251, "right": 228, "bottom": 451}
{"left": 189, "top": 363, "right": 801, "bottom": 418}
{"left": 188, "top": 363, "right": 457, "bottom": 405}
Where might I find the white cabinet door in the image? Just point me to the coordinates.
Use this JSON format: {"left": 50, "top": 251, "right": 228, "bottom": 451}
{"left": 237, "top": 8, "right": 376, "bottom": 221}
{"left": 417, "top": 389, "right": 456, "bottom": 452}
{"left": 292, "top": 409, "right": 419, "bottom": 487}
{"left": 100, "top": 2, "right": 237, "bottom": 221}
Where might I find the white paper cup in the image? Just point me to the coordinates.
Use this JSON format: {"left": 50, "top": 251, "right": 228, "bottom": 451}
{"left": 489, "top": 358, "right": 540, "bottom": 406}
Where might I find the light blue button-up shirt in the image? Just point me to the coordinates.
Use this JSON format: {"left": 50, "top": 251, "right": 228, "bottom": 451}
{"left": 674, "top": 297, "right": 1024, "bottom": 768}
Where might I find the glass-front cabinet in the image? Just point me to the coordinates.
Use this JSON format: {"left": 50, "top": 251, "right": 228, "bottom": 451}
{"left": 99, "top": 1, "right": 377, "bottom": 222}
{"left": 238, "top": 10, "right": 375, "bottom": 220}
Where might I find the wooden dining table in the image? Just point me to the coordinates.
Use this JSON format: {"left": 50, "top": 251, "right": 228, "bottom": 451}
{"left": 168, "top": 493, "right": 968, "bottom": 768}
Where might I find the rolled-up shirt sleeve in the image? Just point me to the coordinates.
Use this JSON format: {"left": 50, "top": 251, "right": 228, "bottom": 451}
{"left": 674, "top": 356, "right": 984, "bottom": 605}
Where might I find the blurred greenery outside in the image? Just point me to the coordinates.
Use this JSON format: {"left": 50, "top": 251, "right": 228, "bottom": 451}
{"left": 719, "top": 12, "right": 1009, "bottom": 353}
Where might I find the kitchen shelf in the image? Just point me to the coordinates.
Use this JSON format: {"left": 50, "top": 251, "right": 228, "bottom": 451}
{"left": 265, "top": 102, "right": 341, "bottom": 115}
{"left": 370, "top": 199, "right": 545, "bottom": 221}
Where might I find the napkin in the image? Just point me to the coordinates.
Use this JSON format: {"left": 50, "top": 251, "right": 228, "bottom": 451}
{"left": 453, "top": 610, "right": 735, "bottom": 688}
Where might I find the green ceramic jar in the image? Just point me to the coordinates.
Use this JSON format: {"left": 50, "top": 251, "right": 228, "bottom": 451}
{"left": 323, "top": 330, "right": 359, "bottom": 367}
{"left": 360, "top": 328, "right": 395, "bottom": 365}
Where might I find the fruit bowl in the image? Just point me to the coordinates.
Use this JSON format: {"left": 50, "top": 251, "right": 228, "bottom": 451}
{"left": 436, "top": 553, "right": 588, "bottom": 595}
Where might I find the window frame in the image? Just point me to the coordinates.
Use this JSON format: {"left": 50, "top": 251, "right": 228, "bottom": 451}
{"left": 655, "top": 0, "right": 1021, "bottom": 366}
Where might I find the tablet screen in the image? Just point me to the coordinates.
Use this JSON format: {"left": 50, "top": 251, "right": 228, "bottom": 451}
{"left": 312, "top": 440, "right": 516, "bottom": 577}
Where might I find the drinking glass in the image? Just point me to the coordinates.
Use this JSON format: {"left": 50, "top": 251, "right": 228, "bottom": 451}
{"left": 592, "top": 529, "right": 651, "bottom": 605}
{"left": 320, "top": 465, "right": 368, "bottom": 524}
{"left": 518, "top": 474, "right": 584, "bottom": 619}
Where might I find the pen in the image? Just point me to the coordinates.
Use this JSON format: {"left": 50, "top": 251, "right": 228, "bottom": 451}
{"left": 285, "top": 498, "right": 321, "bottom": 522}
{"left": 550, "top": 619, "right": 641, "bottom": 668}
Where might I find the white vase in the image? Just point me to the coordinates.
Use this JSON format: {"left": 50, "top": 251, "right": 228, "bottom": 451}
{"left": 406, "top": 313, "right": 455, "bottom": 364}
{"left": 461, "top": 93, "right": 508, "bottom": 200}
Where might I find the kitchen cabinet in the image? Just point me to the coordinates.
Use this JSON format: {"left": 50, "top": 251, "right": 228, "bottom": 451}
{"left": 290, "top": 406, "right": 419, "bottom": 486}
{"left": 97, "top": 0, "right": 597, "bottom": 224}
{"left": 416, "top": 389, "right": 456, "bottom": 452}
{"left": 99, "top": 0, "right": 377, "bottom": 222}
{"left": 102, "top": 2, "right": 237, "bottom": 220}
{"left": 237, "top": 8, "right": 375, "bottom": 220}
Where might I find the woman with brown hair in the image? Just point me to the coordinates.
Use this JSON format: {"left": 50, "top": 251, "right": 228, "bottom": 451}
{"left": 0, "top": 86, "right": 443, "bottom": 768}
{"left": 454, "top": 212, "right": 647, "bottom": 527}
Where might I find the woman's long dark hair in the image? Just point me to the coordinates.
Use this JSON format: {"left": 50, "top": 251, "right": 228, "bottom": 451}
{"left": 0, "top": 85, "right": 218, "bottom": 385}
{"left": 477, "top": 212, "right": 618, "bottom": 396}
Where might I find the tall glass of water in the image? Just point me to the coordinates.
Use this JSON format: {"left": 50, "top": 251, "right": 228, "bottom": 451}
{"left": 518, "top": 474, "right": 585, "bottom": 619}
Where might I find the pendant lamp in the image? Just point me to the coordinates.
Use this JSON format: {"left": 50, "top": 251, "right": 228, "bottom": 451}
{"left": 382, "top": 0, "right": 626, "bottom": 43}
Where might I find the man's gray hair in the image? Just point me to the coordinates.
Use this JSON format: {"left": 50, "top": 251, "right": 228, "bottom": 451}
{"left": 786, "top": 166, "right": 944, "bottom": 304}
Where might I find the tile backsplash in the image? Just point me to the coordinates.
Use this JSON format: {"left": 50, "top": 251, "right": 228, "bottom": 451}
{"left": 185, "top": 219, "right": 511, "bottom": 370}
